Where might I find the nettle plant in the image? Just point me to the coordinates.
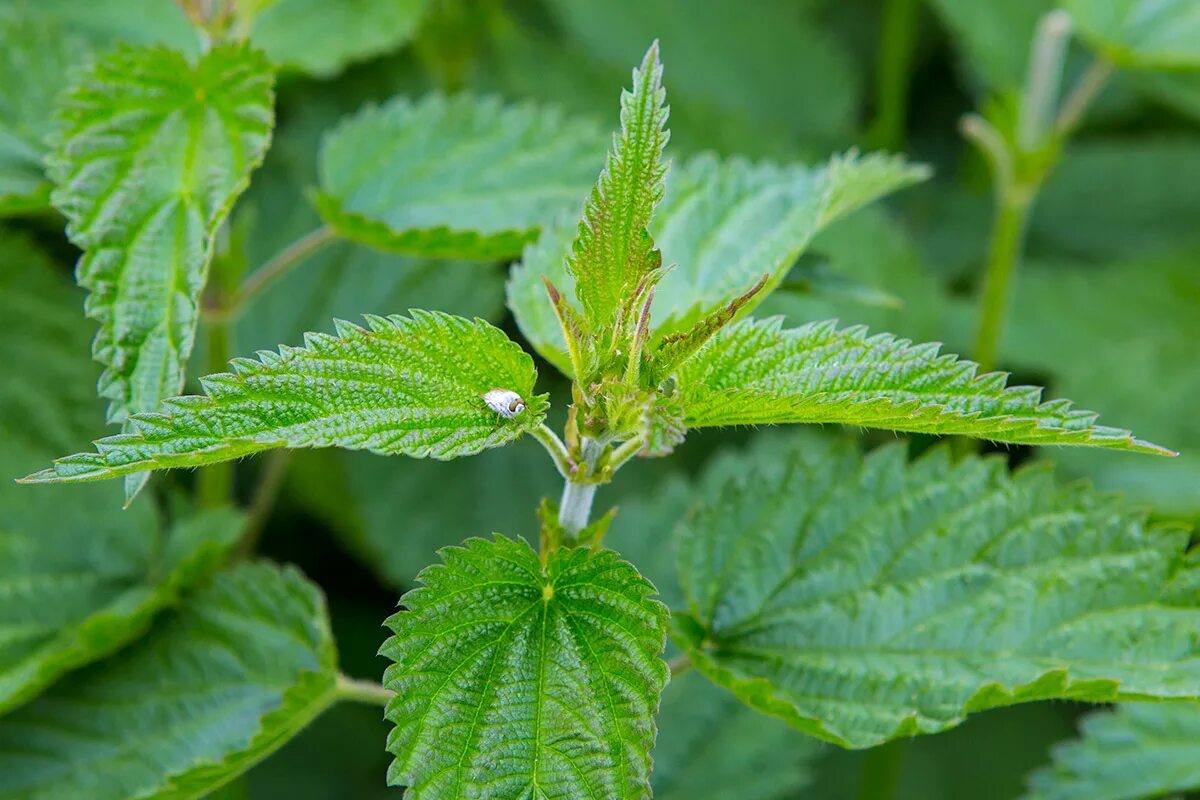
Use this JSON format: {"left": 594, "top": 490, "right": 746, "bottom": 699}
{"left": 10, "top": 33, "right": 1200, "bottom": 800}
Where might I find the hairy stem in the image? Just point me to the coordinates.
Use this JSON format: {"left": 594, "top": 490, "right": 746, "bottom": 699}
{"left": 233, "top": 450, "right": 291, "bottom": 560}
{"left": 858, "top": 739, "right": 907, "bottom": 800}
{"left": 866, "top": 0, "right": 919, "bottom": 151}
{"left": 227, "top": 225, "right": 337, "bottom": 316}
{"left": 532, "top": 424, "right": 574, "bottom": 478}
{"left": 558, "top": 437, "right": 604, "bottom": 538}
{"left": 335, "top": 674, "right": 395, "bottom": 707}
{"left": 972, "top": 190, "right": 1033, "bottom": 374}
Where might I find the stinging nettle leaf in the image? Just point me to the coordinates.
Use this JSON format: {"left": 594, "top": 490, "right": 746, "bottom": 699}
{"left": 670, "top": 431, "right": 1200, "bottom": 749}
{"left": 0, "top": 562, "right": 339, "bottom": 800}
{"left": 380, "top": 535, "right": 668, "bottom": 799}
{"left": 48, "top": 43, "right": 274, "bottom": 426}
{"left": 1024, "top": 702, "right": 1200, "bottom": 800}
{"left": 508, "top": 151, "right": 929, "bottom": 376}
{"left": 672, "top": 317, "right": 1170, "bottom": 454}
{"left": 315, "top": 93, "right": 606, "bottom": 260}
{"left": 22, "top": 311, "right": 548, "bottom": 495}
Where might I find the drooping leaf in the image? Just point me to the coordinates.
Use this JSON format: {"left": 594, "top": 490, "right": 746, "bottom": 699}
{"left": 1063, "top": 0, "right": 1200, "bottom": 69}
{"left": 23, "top": 311, "right": 548, "bottom": 494}
{"left": 672, "top": 316, "right": 1168, "bottom": 454}
{"left": 651, "top": 669, "right": 820, "bottom": 800}
{"left": 0, "top": 562, "right": 339, "bottom": 800}
{"left": 564, "top": 40, "right": 668, "bottom": 343}
{"left": 1024, "top": 703, "right": 1200, "bottom": 800}
{"left": 249, "top": 0, "right": 427, "bottom": 77}
{"left": 314, "top": 93, "right": 605, "bottom": 260}
{"left": 670, "top": 431, "right": 1200, "bottom": 748}
{"left": 380, "top": 535, "right": 668, "bottom": 799}
{"left": 1002, "top": 254, "right": 1200, "bottom": 516}
{"left": 0, "top": 240, "right": 243, "bottom": 713}
{"left": 48, "top": 43, "right": 274, "bottom": 425}
{"left": 508, "top": 152, "right": 928, "bottom": 375}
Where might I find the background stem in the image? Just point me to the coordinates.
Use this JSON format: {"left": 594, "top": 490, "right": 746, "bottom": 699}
{"left": 229, "top": 225, "right": 336, "bottom": 315}
{"left": 972, "top": 191, "right": 1033, "bottom": 374}
{"left": 867, "top": 0, "right": 919, "bottom": 151}
{"left": 858, "top": 739, "right": 907, "bottom": 800}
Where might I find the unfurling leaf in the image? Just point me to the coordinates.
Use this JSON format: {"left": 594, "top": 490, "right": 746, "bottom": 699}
{"left": 22, "top": 312, "right": 548, "bottom": 498}
{"left": 673, "top": 317, "right": 1170, "bottom": 454}
{"left": 671, "top": 431, "right": 1199, "bottom": 748}
{"left": 0, "top": 563, "right": 338, "bottom": 800}
{"left": 381, "top": 535, "right": 668, "bottom": 799}
{"left": 48, "top": 43, "right": 274, "bottom": 425}
{"left": 316, "top": 93, "right": 605, "bottom": 260}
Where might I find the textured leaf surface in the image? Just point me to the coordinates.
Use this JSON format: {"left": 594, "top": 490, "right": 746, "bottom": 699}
{"left": 671, "top": 431, "right": 1200, "bottom": 748}
{"left": 1025, "top": 703, "right": 1200, "bottom": 800}
{"left": 652, "top": 669, "right": 819, "bottom": 800}
{"left": 250, "top": 0, "right": 426, "bottom": 77}
{"left": 24, "top": 311, "right": 548, "bottom": 490}
{"left": 0, "top": 562, "right": 338, "bottom": 800}
{"left": 673, "top": 317, "right": 1167, "bottom": 453}
{"left": 509, "top": 151, "right": 927, "bottom": 374}
{"left": 0, "top": 242, "right": 242, "bottom": 713}
{"left": 381, "top": 536, "right": 668, "bottom": 799}
{"left": 48, "top": 43, "right": 274, "bottom": 424}
{"left": 1003, "top": 255, "right": 1200, "bottom": 515}
{"left": 1064, "top": 0, "right": 1200, "bottom": 68}
{"left": 316, "top": 93, "right": 605, "bottom": 260}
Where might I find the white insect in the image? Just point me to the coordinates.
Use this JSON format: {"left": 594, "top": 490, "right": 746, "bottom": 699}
{"left": 483, "top": 388, "right": 526, "bottom": 419}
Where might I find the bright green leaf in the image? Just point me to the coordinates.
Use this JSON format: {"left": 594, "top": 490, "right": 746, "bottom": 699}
{"left": 0, "top": 562, "right": 338, "bottom": 800}
{"left": 673, "top": 317, "right": 1168, "bottom": 454}
{"left": 381, "top": 535, "right": 668, "bottom": 799}
{"left": 23, "top": 311, "right": 547, "bottom": 494}
{"left": 652, "top": 669, "right": 819, "bottom": 800}
{"left": 1025, "top": 703, "right": 1200, "bottom": 800}
{"left": 48, "top": 43, "right": 274, "bottom": 425}
{"left": 509, "top": 152, "right": 928, "bottom": 375}
{"left": 250, "top": 0, "right": 426, "bottom": 77}
{"left": 315, "top": 93, "right": 605, "bottom": 260}
{"left": 671, "top": 431, "right": 1200, "bottom": 748}
{"left": 1064, "top": 0, "right": 1200, "bottom": 69}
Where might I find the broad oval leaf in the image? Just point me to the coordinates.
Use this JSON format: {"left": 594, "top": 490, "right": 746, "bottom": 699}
{"left": 380, "top": 535, "right": 668, "bottom": 799}
{"left": 672, "top": 317, "right": 1169, "bottom": 454}
{"left": 315, "top": 93, "right": 605, "bottom": 260}
{"left": 671, "top": 431, "right": 1200, "bottom": 748}
{"left": 48, "top": 43, "right": 274, "bottom": 424}
{"left": 250, "top": 0, "right": 426, "bottom": 77}
{"left": 0, "top": 562, "right": 338, "bottom": 800}
{"left": 1025, "top": 702, "right": 1200, "bottom": 800}
{"left": 1064, "top": 0, "right": 1200, "bottom": 69}
{"left": 22, "top": 311, "right": 548, "bottom": 494}
{"left": 508, "top": 151, "right": 928, "bottom": 375}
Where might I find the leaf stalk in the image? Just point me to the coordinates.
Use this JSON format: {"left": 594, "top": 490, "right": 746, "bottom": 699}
{"left": 335, "top": 674, "right": 394, "bottom": 707}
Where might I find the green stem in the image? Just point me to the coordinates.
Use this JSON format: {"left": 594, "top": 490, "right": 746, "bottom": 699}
{"left": 1018, "top": 10, "right": 1072, "bottom": 152}
{"left": 557, "top": 438, "right": 604, "bottom": 538}
{"left": 866, "top": 0, "right": 919, "bottom": 151}
{"left": 226, "top": 225, "right": 336, "bottom": 317}
{"left": 972, "top": 189, "right": 1034, "bottom": 374}
{"left": 232, "top": 449, "right": 290, "bottom": 560}
{"left": 858, "top": 739, "right": 906, "bottom": 800}
{"left": 1055, "top": 58, "right": 1114, "bottom": 137}
{"left": 335, "top": 674, "right": 394, "bottom": 707}
{"left": 197, "top": 299, "right": 234, "bottom": 508}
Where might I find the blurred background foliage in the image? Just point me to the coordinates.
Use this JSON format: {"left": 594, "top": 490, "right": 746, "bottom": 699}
{"left": 1, "top": 0, "right": 1197, "bottom": 798}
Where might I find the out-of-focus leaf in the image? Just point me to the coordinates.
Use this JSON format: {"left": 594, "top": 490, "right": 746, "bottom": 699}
{"left": 1004, "top": 254, "right": 1200, "bottom": 516}
{"left": 48, "top": 43, "right": 274, "bottom": 425}
{"left": 926, "top": 0, "right": 1046, "bottom": 90}
{"left": 672, "top": 430, "right": 1200, "bottom": 748}
{"left": 381, "top": 535, "right": 668, "bottom": 798}
{"left": 28, "top": 0, "right": 197, "bottom": 52}
{"left": 1064, "top": 0, "right": 1200, "bottom": 69}
{"left": 250, "top": 0, "right": 426, "bottom": 77}
{"left": 316, "top": 93, "right": 604, "bottom": 260}
{"left": 1025, "top": 703, "right": 1200, "bottom": 800}
{"left": 0, "top": 563, "right": 339, "bottom": 800}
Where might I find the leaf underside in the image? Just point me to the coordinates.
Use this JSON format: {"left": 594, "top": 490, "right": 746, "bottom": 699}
{"left": 47, "top": 43, "right": 274, "bottom": 425}
{"left": 671, "top": 430, "right": 1199, "bottom": 749}
{"left": 0, "top": 563, "right": 338, "bottom": 800}
{"left": 381, "top": 536, "right": 668, "bottom": 800}
{"left": 673, "top": 317, "right": 1169, "bottom": 454}
{"left": 316, "top": 93, "right": 605, "bottom": 260}
{"left": 1024, "top": 702, "right": 1200, "bottom": 800}
{"left": 508, "top": 151, "right": 929, "bottom": 376}
{"left": 22, "top": 312, "right": 547, "bottom": 495}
